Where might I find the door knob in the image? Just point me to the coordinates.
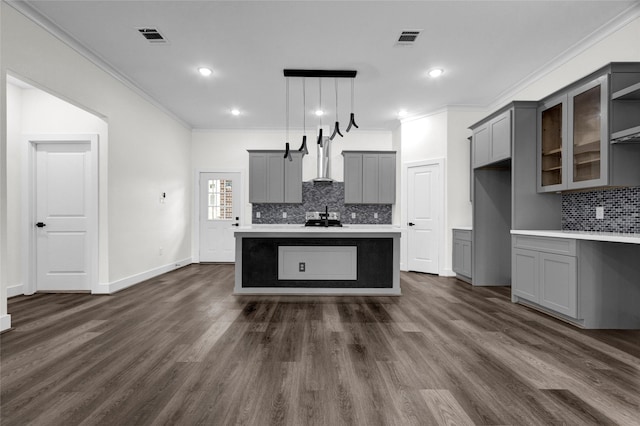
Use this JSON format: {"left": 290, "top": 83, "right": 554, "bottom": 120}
{"left": 408, "top": 222, "right": 415, "bottom": 226}
{"left": 36, "top": 222, "right": 46, "bottom": 228}
{"left": 232, "top": 223, "right": 239, "bottom": 227}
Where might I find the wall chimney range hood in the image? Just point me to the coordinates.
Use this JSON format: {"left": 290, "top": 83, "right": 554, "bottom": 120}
{"left": 315, "top": 135, "right": 333, "bottom": 183}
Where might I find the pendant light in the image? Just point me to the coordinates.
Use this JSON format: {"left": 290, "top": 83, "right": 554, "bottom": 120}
{"left": 317, "top": 78, "right": 323, "bottom": 147}
{"left": 330, "top": 78, "right": 343, "bottom": 140}
{"left": 346, "top": 78, "right": 359, "bottom": 132}
{"left": 283, "top": 77, "right": 292, "bottom": 161}
{"left": 298, "top": 77, "right": 308, "bottom": 155}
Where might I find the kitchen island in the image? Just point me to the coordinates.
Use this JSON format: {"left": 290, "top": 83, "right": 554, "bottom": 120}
{"left": 234, "top": 225, "right": 401, "bottom": 295}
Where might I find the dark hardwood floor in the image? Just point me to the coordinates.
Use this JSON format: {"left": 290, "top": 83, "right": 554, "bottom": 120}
{"left": 1, "top": 264, "right": 639, "bottom": 425}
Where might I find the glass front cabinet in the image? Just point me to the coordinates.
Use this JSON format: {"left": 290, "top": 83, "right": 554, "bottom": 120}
{"left": 538, "top": 76, "right": 608, "bottom": 192}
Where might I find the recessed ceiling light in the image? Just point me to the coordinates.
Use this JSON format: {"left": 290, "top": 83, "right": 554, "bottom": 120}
{"left": 198, "top": 67, "right": 212, "bottom": 77}
{"left": 315, "top": 110, "right": 324, "bottom": 117}
{"left": 398, "top": 109, "right": 408, "bottom": 118}
{"left": 428, "top": 68, "right": 444, "bottom": 78}
{"left": 231, "top": 109, "right": 240, "bottom": 116}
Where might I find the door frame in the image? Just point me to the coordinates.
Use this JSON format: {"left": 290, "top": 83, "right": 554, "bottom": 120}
{"left": 402, "top": 158, "right": 445, "bottom": 275}
{"left": 193, "top": 169, "right": 245, "bottom": 263}
{"left": 22, "top": 134, "right": 99, "bottom": 294}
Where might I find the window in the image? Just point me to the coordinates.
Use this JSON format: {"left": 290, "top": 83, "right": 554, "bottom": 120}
{"left": 208, "top": 179, "right": 233, "bottom": 220}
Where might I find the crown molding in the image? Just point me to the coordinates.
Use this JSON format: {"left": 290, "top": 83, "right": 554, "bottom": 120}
{"left": 489, "top": 2, "right": 640, "bottom": 111}
{"left": 5, "top": 0, "right": 191, "bottom": 130}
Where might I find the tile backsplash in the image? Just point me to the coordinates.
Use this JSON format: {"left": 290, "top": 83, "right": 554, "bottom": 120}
{"left": 562, "top": 186, "right": 640, "bottom": 232}
{"left": 252, "top": 181, "right": 392, "bottom": 224}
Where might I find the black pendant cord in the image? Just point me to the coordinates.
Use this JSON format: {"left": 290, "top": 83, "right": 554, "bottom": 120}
{"left": 346, "top": 78, "right": 359, "bottom": 132}
{"left": 317, "top": 78, "right": 323, "bottom": 147}
{"left": 284, "top": 77, "right": 292, "bottom": 161}
{"left": 298, "top": 78, "right": 308, "bottom": 155}
{"left": 330, "top": 78, "right": 343, "bottom": 140}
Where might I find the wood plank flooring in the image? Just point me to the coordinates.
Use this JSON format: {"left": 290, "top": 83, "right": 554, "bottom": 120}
{"left": 1, "top": 263, "right": 639, "bottom": 425}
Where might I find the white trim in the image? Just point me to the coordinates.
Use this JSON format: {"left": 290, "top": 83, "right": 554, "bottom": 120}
{"left": 490, "top": 3, "right": 640, "bottom": 111}
{"left": 233, "top": 287, "right": 401, "bottom": 296}
{"left": 7, "top": 284, "right": 24, "bottom": 298}
{"left": 5, "top": 1, "right": 190, "bottom": 130}
{"left": 0, "top": 315, "right": 12, "bottom": 333}
{"left": 94, "top": 257, "right": 192, "bottom": 294}
{"left": 193, "top": 169, "right": 245, "bottom": 263}
{"left": 403, "top": 158, "right": 446, "bottom": 276}
{"left": 440, "top": 268, "right": 455, "bottom": 278}
{"left": 22, "top": 134, "right": 99, "bottom": 295}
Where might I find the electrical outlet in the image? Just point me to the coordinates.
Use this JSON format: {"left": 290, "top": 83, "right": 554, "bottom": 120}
{"left": 256, "top": 212, "right": 261, "bottom": 218}
{"left": 159, "top": 247, "right": 164, "bottom": 256}
{"left": 351, "top": 212, "right": 356, "bottom": 219}
{"left": 596, "top": 206, "right": 604, "bottom": 220}
{"left": 374, "top": 212, "right": 378, "bottom": 219}
{"left": 282, "top": 212, "right": 287, "bottom": 218}
{"left": 299, "top": 262, "right": 305, "bottom": 272}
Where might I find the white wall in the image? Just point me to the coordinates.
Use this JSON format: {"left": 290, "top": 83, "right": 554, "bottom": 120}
{"left": 499, "top": 15, "right": 640, "bottom": 104}
{"left": 1, "top": 2, "right": 192, "bottom": 328}
{"left": 191, "top": 128, "right": 393, "bottom": 224}
{"left": 0, "top": 1, "right": 8, "bottom": 330}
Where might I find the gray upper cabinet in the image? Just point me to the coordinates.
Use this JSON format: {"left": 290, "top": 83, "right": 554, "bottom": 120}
{"left": 343, "top": 153, "right": 363, "bottom": 203}
{"left": 248, "top": 150, "right": 302, "bottom": 203}
{"left": 471, "top": 110, "right": 512, "bottom": 168}
{"left": 489, "top": 110, "right": 512, "bottom": 163}
{"left": 537, "top": 63, "right": 640, "bottom": 193}
{"left": 342, "top": 151, "right": 396, "bottom": 204}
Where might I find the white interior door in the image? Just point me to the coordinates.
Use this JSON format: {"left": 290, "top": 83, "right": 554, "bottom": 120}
{"left": 199, "top": 172, "right": 241, "bottom": 262}
{"left": 407, "top": 162, "right": 441, "bottom": 274}
{"left": 35, "top": 142, "right": 92, "bottom": 291}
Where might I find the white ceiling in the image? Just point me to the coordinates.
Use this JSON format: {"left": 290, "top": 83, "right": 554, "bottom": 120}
{"left": 18, "top": 0, "right": 639, "bottom": 130}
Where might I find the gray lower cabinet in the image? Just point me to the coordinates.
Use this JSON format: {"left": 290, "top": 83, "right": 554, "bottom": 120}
{"left": 452, "top": 229, "right": 472, "bottom": 282}
{"left": 342, "top": 151, "right": 396, "bottom": 204}
{"left": 512, "top": 233, "right": 640, "bottom": 329}
{"left": 248, "top": 150, "right": 302, "bottom": 203}
{"left": 512, "top": 235, "right": 577, "bottom": 318}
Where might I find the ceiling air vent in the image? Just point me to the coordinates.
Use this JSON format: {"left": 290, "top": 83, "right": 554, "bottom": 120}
{"left": 137, "top": 27, "right": 167, "bottom": 43}
{"left": 396, "top": 30, "right": 421, "bottom": 46}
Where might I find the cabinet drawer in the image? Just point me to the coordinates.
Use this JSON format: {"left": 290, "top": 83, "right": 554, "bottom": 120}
{"left": 512, "top": 235, "right": 576, "bottom": 256}
{"left": 453, "top": 229, "right": 472, "bottom": 242}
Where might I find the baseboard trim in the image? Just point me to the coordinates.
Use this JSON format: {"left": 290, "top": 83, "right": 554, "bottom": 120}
{"left": 233, "top": 287, "right": 401, "bottom": 296}
{"left": 93, "top": 258, "right": 192, "bottom": 295}
{"left": 7, "top": 284, "right": 24, "bottom": 298}
{"left": 0, "top": 314, "right": 12, "bottom": 333}
{"left": 440, "top": 268, "right": 455, "bottom": 277}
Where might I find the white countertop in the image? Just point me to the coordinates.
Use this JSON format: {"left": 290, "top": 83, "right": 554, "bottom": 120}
{"left": 511, "top": 229, "right": 640, "bottom": 244}
{"left": 235, "top": 224, "right": 401, "bottom": 234}
{"left": 452, "top": 226, "right": 472, "bottom": 231}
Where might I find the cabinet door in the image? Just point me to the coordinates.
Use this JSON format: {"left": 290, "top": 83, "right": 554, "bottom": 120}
{"left": 538, "top": 96, "right": 568, "bottom": 192}
{"left": 473, "top": 123, "right": 491, "bottom": 168}
{"left": 378, "top": 153, "right": 396, "bottom": 204}
{"left": 362, "top": 154, "right": 379, "bottom": 203}
{"left": 490, "top": 110, "right": 511, "bottom": 162}
{"left": 539, "top": 253, "right": 577, "bottom": 318}
{"left": 452, "top": 239, "right": 463, "bottom": 274}
{"left": 249, "top": 153, "right": 267, "bottom": 203}
{"left": 284, "top": 153, "right": 302, "bottom": 203}
{"left": 568, "top": 76, "right": 608, "bottom": 190}
{"left": 462, "top": 241, "right": 472, "bottom": 278}
{"left": 512, "top": 248, "right": 539, "bottom": 302}
{"left": 343, "top": 153, "right": 363, "bottom": 204}
{"left": 266, "top": 153, "right": 284, "bottom": 203}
